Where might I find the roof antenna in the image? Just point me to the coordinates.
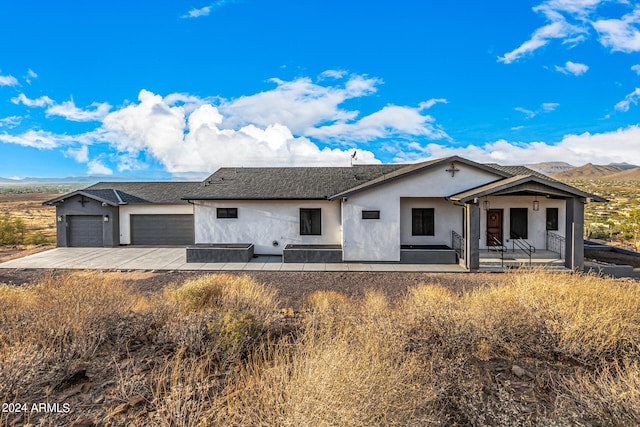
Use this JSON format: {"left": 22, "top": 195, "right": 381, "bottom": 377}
{"left": 350, "top": 150, "right": 357, "bottom": 166}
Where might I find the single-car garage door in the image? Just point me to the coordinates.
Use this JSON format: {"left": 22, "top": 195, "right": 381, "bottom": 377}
{"left": 130, "top": 214, "right": 194, "bottom": 245}
{"left": 68, "top": 215, "right": 104, "bottom": 247}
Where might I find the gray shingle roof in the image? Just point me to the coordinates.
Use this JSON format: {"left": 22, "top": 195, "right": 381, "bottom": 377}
{"left": 44, "top": 157, "right": 594, "bottom": 206}
{"left": 485, "top": 164, "right": 558, "bottom": 181}
{"left": 44, "top": 182, "right": 200, "bottom": 205}
{"left": 86, "top": 182, "right": 199, "bottom": 204}
{"left": 183, "top": 165, "right": 407, "bottom": 200}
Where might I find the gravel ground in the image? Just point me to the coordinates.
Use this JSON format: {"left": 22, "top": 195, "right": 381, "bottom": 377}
{"left": 0, "top": 268, "right": 510, "bottom": 308}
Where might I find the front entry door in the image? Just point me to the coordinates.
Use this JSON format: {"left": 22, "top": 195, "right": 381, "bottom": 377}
{"left": 486, "top": 209, "right": 503, "bottom": 246}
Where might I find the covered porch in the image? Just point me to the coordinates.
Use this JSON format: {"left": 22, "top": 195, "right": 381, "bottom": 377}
{"left": 448, "top": 175, "right": 606, "bottom": 271}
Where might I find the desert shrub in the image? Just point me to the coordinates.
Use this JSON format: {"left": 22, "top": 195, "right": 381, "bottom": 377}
{"left": 150, "top": 349, "right": 220, "bottom": 427}
{"left": 555, "top": 360, "right": 640, "bottom": 426}
{"left": 401, "top": 271, "right": 640, "bottom": 364}
{"left": 165, "top": 274, "right": 277, "bottom": 319}
{"left": 506, "top": 270, "right": 640, "bottom": 364}
{"left": 0, "top": 214, "right": 26, "bottom": 245}
{"left": 213, "top": 294, "right": 437, "bottom": 426}
{"left": 305, "top": 289, "right": 350, "bottom": 312}
{"left": 0, "top": 272, "right": 142, "bottom": 359}
{"left": 208, "top": 309, "right": 261, "bottom": 354}
{"left": 24, "top": 231, "right": 54, "bottom": 244}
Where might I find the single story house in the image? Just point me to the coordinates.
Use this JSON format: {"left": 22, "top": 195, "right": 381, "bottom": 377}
{"left": 44, "top": 156, "right": 605, "bottom": 270}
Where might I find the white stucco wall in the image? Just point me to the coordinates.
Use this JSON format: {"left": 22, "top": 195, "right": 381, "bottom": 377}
{"left": 400, "top": 198, "right": 464, "bottom": 246}
{"left": 342, "top": 162, "right": 501, "bottom": 261}
{"left": 478, "top": 196, "right": 566, "bottom": 250}
{"left": 194, "top": 200, "right": 341, "bottom": 255}
{"left": 118, "top": 204, "right": 194, "bottom": 245}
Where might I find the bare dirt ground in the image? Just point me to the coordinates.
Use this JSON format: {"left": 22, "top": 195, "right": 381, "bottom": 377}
{"left": 0, "top": 192, "right": 58, "bottom": 237}
{"left": 0, "top": 269, "right": 509, "bottom": 309}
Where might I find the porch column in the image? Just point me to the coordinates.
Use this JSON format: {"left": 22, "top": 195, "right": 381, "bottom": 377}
{"left": 565, "top": 197, "right": 585, "bottom": 270}
{"left": 465, "top": 202, "right": 480, "bottom": 271}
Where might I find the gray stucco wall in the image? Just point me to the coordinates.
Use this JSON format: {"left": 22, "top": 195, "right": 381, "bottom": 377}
{"left": 54, "top": 195, "right": 120, "bottom": 247}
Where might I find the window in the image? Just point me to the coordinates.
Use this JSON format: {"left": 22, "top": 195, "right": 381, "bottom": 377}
{"left": 510, "top": 208, "right": 528, "bottom": 239}
{"left": 300, "top": 208, "right": 321, "bottom": 235}
{"left": 217, "top": 208, "right": 238, "bottom": 219}
{"left": 362, "top": 210, "right": 380, "bottom": 220}
{"left": 546, "top": 208, "right": 558, "bottom": 231}
{"left": 412, "top": 208, "right": 434, "bottom": 236}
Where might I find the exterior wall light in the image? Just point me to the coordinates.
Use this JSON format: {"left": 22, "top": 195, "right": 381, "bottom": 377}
{"left": 483, "top": 200, "right": 490, "bottom": 211}
{"left": 533, "top": 197, "right": 540, "bottom": 211}
{"left": 57, "top": 215, "right": 63, "bottom": 222}
{"left": 103, "top": 215, "right": 110, "bottom": 222}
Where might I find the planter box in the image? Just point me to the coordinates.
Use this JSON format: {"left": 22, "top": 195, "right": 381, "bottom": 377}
{"left": 400, "top": 245, "right": 457, "bottom": 264}
{"left": 187, "top": 243, "right": 254, "bottom": 263}
{"left": 283, "top": 244, "right": 343, "bottom": 263}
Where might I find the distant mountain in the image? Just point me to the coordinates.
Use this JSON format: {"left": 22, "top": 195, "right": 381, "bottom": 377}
{"left": 0, "top": 174, "right": 180, "bottom": 184}
{"left": 549, "top": 163, "right": 625, "bottom": 180}
{"left": 525, "top": 162, "right": 574, "bottom": 175}
{"left": 600, "top": 168, "right": 640, "bottom": 181}
{"left": 608, "top": 162, "right": 639, "bottom": 170}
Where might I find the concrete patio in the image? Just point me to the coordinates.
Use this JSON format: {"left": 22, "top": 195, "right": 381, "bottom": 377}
{"left": 0, "top": 247, "right": 468, "bottom": 272}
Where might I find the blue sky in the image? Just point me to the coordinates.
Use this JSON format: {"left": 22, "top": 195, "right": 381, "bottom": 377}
{"left": 1, "top": 0, "right": 640, "bottom": 178}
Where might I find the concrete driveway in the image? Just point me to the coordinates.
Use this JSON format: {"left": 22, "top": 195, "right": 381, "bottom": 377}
{"left": 0, "top": 247, "right": 467, "bottom": 272}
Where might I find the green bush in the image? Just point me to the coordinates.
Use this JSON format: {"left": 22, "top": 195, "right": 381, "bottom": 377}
{"left": 0, "top": 214, "right": 27, "bottom": 245}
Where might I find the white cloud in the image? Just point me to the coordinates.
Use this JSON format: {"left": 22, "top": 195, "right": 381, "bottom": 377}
{"left": 87, "top": 159, "right": 113, "bottom": 175}
{"left": 632, "top": 64, "right": 640, "bottom": 75}
{"left": 0, "top": 130, "right": 70, "bottom": 149}
{"left": 219, "top": 74, "right": 380, "bottom": 134}
{"left": 614, "top": 87, "right": 640, "bottom": 111}
{"left": 98, "top": 89, "right": 381, "bottom": 173}
{"left": 306, "top": 105, "right": 449, "bottom": 142}
{"left": 500, "top": 1, "right": 640, "bottom": 63}
{"left": 498, "top": 4, "right": 586, "bottom": 63}
{"left": 181, "top": 1, "right": 233, "bottom": 19}
{"left": 0, "top": 74, "right": 19, "bottom": 86}
{"left": 593, "top": 6, "right": 640, "bottom": 52}
{"left": 419, "top": 98, "right": 447, "bottom": 110}
{"left": 0, "top": 116, "right": 22, "bottom": 128}
{"left": 319, "top": 70, "right": 347, "bottom": 80}
{"left": 183, "top": 5, "right": 211, "bottom": 18}
{"left": 555, "top": 60, "right": 589, "bottom": 75}
{"left": 65, "top": 145, "right": 89, "bottom": 163}
{"left": 46, "top": 100, "right": 112, "bottom": 122}
{"left": 515, "top": 107, "right": 537, "bottom": 119}
{"left": 1, "top": 72, "right": 451, "bottom": 174}
{"left": 11, "top": 93, "right": 54, "bottom": 107}
{"left": 515, "top": 102, "right": 560, "bottom": 119}
{"left": 393, "top": 125, "right": 640, "bottom": 166}
{"left": 11, "top": 94, "right": 111, "bottom": 122}
{"left": 27, "top": 69, "right": 38, "bottom": 79}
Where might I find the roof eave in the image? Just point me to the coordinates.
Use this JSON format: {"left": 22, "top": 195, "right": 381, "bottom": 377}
{"left": 448, "top": 175, "right": 607, "bottom": 203}
{"left": 329, "top": 156, "right": 513, "bottom": 200}
{"left": 42, "top": 190, "right": 119, "bottom": 207}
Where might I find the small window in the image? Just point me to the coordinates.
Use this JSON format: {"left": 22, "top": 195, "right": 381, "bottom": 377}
{"left": 412, "top": 208, "right": 434, "bottom": 236}
{"left": 362, "top": 210, "right": 380, "bottom": 220}
{"left": 510, "top": 208, "right": 528, "bottom": 239}
{"left": 546, "top": 208, "right": 558, "bottom": 231}
{"left": 300, "top": 208, "right": 321, "bottom": 235}
{"left": 217, "top": 208, "right": 238, "bottom": 219}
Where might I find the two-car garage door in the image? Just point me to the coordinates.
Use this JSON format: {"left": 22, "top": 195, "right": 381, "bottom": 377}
{"left": 130, "top": 214, "right": 194, "bottom": 245}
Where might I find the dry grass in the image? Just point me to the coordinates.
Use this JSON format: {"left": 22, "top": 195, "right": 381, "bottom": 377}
{"left": 0, "top": 270, "right": 638, "bottom": 426}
